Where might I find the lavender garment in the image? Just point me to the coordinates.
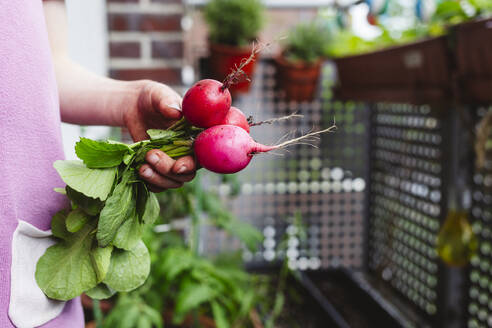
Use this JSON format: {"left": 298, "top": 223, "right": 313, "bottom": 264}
{"left": 0, "top": 0, "right": 84, "bottom": 327}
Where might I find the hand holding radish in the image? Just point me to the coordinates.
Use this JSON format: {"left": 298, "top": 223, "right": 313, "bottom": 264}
{"left": 35, "top": 45, "right": 335, "bottom": 302}
{"left": 123, "top": 81, "right": 183, "bottom": 141}
{"left": 139, "top": 150, "right": 196, "bottom": 193}
{"left": 120, "top": 80, "right": 197, "bottom": 191}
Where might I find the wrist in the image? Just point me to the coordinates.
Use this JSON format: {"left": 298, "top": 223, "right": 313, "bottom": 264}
{"left": 110, "top": 79, "right": 148, "bottom": 127}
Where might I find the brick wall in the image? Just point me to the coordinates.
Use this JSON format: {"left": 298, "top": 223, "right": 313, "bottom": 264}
{"left": 106, "top": 0, "right": 184, "bottom": 87}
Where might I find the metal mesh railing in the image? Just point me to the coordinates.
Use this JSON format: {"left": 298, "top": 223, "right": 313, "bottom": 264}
{"left": 367, "top": 103, "right": 447, "bottom": 319}
{"left": 467, "top": 106, "right": 492, "bottom": 328}
{"left": 201, "top": 60, "right": 369, "bottom": 270}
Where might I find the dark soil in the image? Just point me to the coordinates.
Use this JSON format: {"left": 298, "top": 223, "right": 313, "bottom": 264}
{"left": 306, "top": 271, "right": 404, "bottom": 328}
{"left": 273, "top": 278, "right": 335, "bottom": 328}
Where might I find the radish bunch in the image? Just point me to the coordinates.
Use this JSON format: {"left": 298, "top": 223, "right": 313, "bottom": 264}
{"left": 181, "top": 78, "right": 335, "bottom": 174}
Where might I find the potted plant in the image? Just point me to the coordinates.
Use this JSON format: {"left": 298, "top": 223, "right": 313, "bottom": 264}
{"left": 275, "top": 22, "right": 331, "bottom": 102}
{"left": 204, "top": 0, "right": 265, "bottom": 95}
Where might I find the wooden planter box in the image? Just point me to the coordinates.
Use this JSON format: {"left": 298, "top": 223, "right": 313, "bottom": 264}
{"left": 455, "top": 17, "right": 492, "bottom": 104}
{"left": 333, "top": 36, "right": 453, "bottom": 104}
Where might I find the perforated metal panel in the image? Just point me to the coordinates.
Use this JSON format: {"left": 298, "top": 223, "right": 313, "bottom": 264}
{"left": 201, "top": 60, "right": 369, "bottom": 270}
{"left": 467, "top": 106, "right": 492, "bottom": 328}
{"left": 367, "top": 103, "right": 447, "bottom": 318}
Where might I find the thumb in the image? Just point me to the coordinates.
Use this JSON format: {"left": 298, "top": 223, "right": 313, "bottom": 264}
{"left": 150, "top": 86, "right": 183, "bottom": 120}
{"left": 158, "top": 101, "right": 182, "bottom": 120}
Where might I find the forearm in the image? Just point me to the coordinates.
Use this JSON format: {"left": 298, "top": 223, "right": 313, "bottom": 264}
{"left": 55, "top": 57, "right": 143, "bottom": 126}
{"left": 44, "top": 0, "right": 142, "bottom": 126}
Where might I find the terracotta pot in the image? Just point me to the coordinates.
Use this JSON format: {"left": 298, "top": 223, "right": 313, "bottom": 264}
{"left": 85, "top": 321, "right": 96, "bottom": 328}
{"left": 208, "top": 43, "right": 258, "bottom": 95}
{"left": 333, "top": 36, "right": 452, "bottom": 104}
{"left": 163, "top": 309, "right": 216, "bottom": 328}
{"left": 274, "top": 55, "right": 322, "bottom": 102}
{"left": 454, "top": 17, "right": 492, "bottom": 104}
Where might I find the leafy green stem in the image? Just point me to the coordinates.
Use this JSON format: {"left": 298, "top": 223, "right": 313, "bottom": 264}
{"left": 173, "top": 140, "right": 193, "bottom": 147}
{"left": 168, "top": 118, "right": 187, "bottom": 131}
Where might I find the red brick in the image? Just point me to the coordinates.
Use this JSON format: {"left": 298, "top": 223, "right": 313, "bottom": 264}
{"left": 151, "top": 41, "right": 183, "bottom": 59}
{"left": 109, "top": 42, "right": 140, "bottom": 58}
{"left": 108, "top": 13, "right": 181, "bottom": 32}
{"left": 110, "top": 68, "right": 182, "bottom": 84}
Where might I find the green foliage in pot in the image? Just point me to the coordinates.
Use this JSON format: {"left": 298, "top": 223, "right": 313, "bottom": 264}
{"left": 283, "top": 22, "right": 332, "bottom": 64}
{"left": 204, "top": 0, "right": 265, "bottom": 47}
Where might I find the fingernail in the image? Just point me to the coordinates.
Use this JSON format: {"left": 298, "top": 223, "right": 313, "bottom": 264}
{"left": 148, "top": 153, "right": 159, "bottom": 165}
{"left": 177, "top": 166, "right": 187, "bottom": 174}
{"left": 169, "top": 102, "right": 182, "bottom": 111}
{"left": 142, "top": 168, "right": 153, "bottom": 178}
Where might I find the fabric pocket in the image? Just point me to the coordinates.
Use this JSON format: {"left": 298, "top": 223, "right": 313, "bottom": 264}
{"left": 9, "top": 220, "right": 66, "bottom": 328}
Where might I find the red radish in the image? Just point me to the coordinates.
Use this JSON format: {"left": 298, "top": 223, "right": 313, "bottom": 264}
{"left": 194, "top": 125, "right": 273, "bottom": 174}
{"left": 219, "top": 107, "right": 250, "bottom": 133}
{"left": 182, "top": 43, "right": 265, "bottom": 128}
{"left": 182, "top": 79, "right": 231, "bottom": 128}
{"left": 194, "top": 124, "right": 336, "bottom": 174}
{"left": 220, "top": 109, "right": 304, "bottom": 134}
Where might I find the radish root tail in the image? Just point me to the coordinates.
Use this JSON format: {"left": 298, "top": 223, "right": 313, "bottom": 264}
{"left": 274, "top": 124, "right": 337, "bottom": 149}
{"left": 250, "top": 112, "right": 304, "bottom": 127}
{"left": 221, "top": 41, "right": 270, "bottom": 91}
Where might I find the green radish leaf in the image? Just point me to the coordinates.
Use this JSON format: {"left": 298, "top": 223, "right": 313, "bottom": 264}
{"left": 90, "top": 245, "right": 113, "bottom": 282}
{"left": 66, "top": 208, "right": 91, "bottom": 233}
{"left": 147, "top": 129, "right": 178, "bottom": 140}
{"left": 211, "top": 301, "right": 229, "bottom": 328}
{"left": 75, "top": 137, "right": 130, "bottom": 168}
{"left": 142, "top": 193, "right": 160, "bottom": 224}
{"left": 51, "top": 209, "right": 71, "bottom": 240}
{"left": 85, "top": 283, "right": 116, "bottom": 300}
{"left": 103, "top": 240, "right": 150, "bottom": 292}
{"left": 174, "top": 282, "right": 216, "bottom": 323}
{"left": 35, "top": 221, "right": 98, "bottom": 301}
{"left": 54, "top": 160, "right": 116, "bottom": 200}
{"left": 53, "top": 187, "right": 66, "bottom": 195}
{"left": 113, "top": 211, "right": 143, "bottom": 251}
{"left": 107, "top": 139, "right": 130, "bottom": 146}
{"left": 135, "top": 183, "right": 149, "bottom": 222}
{"left": 123, "top": 152, "right": 135, "bottom": 165}
{"left": 97, "top": 176, "right": 135, "bottom": 247}
{"left": 135, "top": 183, "right": 159, "bottom": 224}
{"left": 66, "top": 186, "right": 104, "bottom": 216}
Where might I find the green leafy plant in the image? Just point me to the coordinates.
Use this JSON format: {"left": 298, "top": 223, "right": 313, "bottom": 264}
{"left": 204, "top": 0, "right": 265, "bottom": 46}
{"left": 283, "top": 22, "right": 332, "bottom": 64}
{"left": 36, "top": 125, "right": 199, "bottom": 301}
